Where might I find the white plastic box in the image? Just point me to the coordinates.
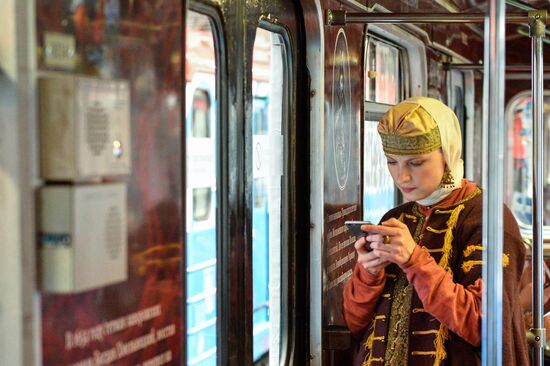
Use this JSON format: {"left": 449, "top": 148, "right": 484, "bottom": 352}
{"left": 39, "top": 183, "right": 128, "bottom": 293}
{"left": 39, "top": 75, "right": 131, "bottom": 180}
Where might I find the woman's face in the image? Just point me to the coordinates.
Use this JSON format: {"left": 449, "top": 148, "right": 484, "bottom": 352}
{"left": 386, "top": 149, "right": 446, "bottom": 202}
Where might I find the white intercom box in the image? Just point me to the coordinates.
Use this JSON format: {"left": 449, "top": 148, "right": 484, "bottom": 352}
{"left": 39, "top": 75, "right": 131, "bottom": 180}
{"left": 39, "top": 183, "right": 128, "bottom": 293}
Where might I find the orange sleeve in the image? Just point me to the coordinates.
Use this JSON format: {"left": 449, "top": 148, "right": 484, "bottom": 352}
{"left": 342, "top": 263, "right": 386, "bottom": 338}
{"left": 401, "top": 247, "right": 482, "bottom": 346}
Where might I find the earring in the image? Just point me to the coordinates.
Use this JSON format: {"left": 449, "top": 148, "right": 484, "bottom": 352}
{"left": 440, "top": 169, "right": 455, "bottom": 189}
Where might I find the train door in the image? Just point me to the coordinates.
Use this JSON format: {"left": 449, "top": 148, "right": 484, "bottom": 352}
{"left": 244, "top": 7, "right": 309, "bottom": 364}
{"left": 184, "top": 1, "right": 308, "bottom": 365}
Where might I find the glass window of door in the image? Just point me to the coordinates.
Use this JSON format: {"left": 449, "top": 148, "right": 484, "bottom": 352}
{"left": 185, "top": 10, "right": 218, "bottom": 366}
{"left": 251, "top": 27, "right": 287, "bottom": 364}
{"left": 363, "top": 35, "right": 403, "bottom": 222}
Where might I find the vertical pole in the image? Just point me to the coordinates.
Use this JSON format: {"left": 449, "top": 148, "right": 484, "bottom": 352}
{"left": 529, "top": 10, "right": 547, "bottom": 366}
{"left": 482, "top": 0, "right": 505, "bottom": 365}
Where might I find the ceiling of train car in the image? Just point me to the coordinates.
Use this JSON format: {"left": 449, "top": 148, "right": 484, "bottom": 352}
{"left": 379, "top": 0, "right": 550, "bottom": 65}
{"left": 502, "top": 0, "right": 550, "bottom": 65}
{"left": 512, "top": 0, "right": 549, "bottom": 8}
{"left": 392, "top": 0, "right": 549, "bottom": 12}
{"left": 450, "top": 0, "right": 548, "bottom": 11}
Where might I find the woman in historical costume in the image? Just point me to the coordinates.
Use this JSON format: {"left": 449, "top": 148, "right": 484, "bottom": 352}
{"left": 343, "top": 96, "right": 529, "bottom": 366}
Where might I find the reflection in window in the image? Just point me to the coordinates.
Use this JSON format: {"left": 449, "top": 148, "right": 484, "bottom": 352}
{"left": 254, "top": 96, "right": 269, "bottom": 135}
{"left": 365, "top": 37, "right": 402, "bottom": 105}
{"left": 453, "top": 86, "right": 465, "bottom": 126}
{"left": 505, "top": 92, "right": 550, "bottom": 229}
{"left": 192, "top": 89, "right": 211, "bottom": 137}
{"left": 193, "top": 187, "right": 212, "bottom": 222}
{"left": 185, "top": 10, "right": 218, "bottom": 366}
{"left": 254, "top": 178, "right": 267, "bottom": 209}
{"left": 363, "top": 122, "right": 396, "bottom": 223}
{"left": 252, "top": 27, "right": 286, "bottom": 364}
{"left": 448, "top": 70, "right": 466, "bottom": 147}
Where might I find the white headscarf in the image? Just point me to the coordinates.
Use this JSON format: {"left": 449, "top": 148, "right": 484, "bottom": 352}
{"left": 412, "top": 97, "right": 463, "bottom": 206}
{"left": 378, "top": 96, "right": 464, "bottom": 206}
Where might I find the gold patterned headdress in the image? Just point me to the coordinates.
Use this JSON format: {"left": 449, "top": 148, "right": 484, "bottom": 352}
{"left": 378, "top": 96, "right": 465, "bottom": 205}
{"left": 378, "top": 99, "right": 442, "bottom": 155}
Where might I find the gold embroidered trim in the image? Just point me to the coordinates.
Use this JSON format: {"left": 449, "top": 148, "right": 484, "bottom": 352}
{"left": 382, "top": 293, "right": 391, "bottom": 298}
{"left": 383, "top": 274, "right": 413, "bottom": 365}
{"left": 363, "top": 333, "right": 385, "bottom": 364}
{"left": 462, "top": 260, "right": 483, "bottom": 273}
{"left": 412, "top": 308, "right": 426, "bottom": 313}
{"left": 411, "top": 205, "right": 426, "bottom": 240}
{"left": 422, "top": 206, "right": 462, "bottom": 365}
{"left": 398, "top": 212, "right": 418, "bottom": 222}
{"left": 364, "top": 324, "right": 375, "bottom": 351}
{"left": 453, "top": 187, "right": 481, "bottom": 206}
{"left": 363, "top": 357, "right": 384, "bottom": 366}
{"left": 463, "top": 245, "right": 484, "bottom": 258}
{"left": 364, "top": 313, "right": 382, "bottom": 364}
{"left": 423, "top": 247, "right": 444, "bottom": 253}
{"left": 434, "top": 208, "right": 456, "bottom": 214}
{"left": 411, "top": 351, "right": 436, "bottom": 356}
{"left": 413, "top": 187, "right": 480, "bottom": 218}
{"left": 433, "top": 323, "right": 449, "bottom": 366}
{"left": 426, "top": 226, "right": 448, "bottom": 234}
{"left": 439, "top": 204, "right": 465, "bottom": 275}
{"left": 375, "top": 315, "right": 387, "bottom": 321}
{"left": 379, "top": 127, "right": 442, "bottom": 156}
{"left": 462, "top": 254, "right": 510, "bottom": 273}
{"left": 432, "top": 187, "right": 481, "bottom": 210}
{"left": 412, "top": 330, "right": 439, "bottom": 335}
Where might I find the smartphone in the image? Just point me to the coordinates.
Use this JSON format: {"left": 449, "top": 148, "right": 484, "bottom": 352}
{"left": 345, "top": 220, "right": 372, "bottom": 238}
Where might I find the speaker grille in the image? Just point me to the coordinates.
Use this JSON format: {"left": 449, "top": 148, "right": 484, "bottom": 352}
{"left": 105, "top": 205, "right": 122, "bottom": 260}
{"left": 86, "top": 101, "right": 109, "bottom": 156}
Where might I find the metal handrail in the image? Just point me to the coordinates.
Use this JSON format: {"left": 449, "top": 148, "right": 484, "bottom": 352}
{"left": 325, "top": 9, "right": 528, "bottom": 25}
{"left": 529, "top": 9, "right": 547, "bottom": 366}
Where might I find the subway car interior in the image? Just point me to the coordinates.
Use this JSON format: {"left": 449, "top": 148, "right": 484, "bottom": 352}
{"left": 2, "top": 0, "right": 550, "bottom": 365}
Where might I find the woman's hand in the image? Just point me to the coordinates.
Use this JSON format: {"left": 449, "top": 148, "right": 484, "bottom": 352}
{"left": 354, "top": 235, "right": 390, "bottom": 275}
{"left": 362, "top": 218, "right": 417, "bottom": 267}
